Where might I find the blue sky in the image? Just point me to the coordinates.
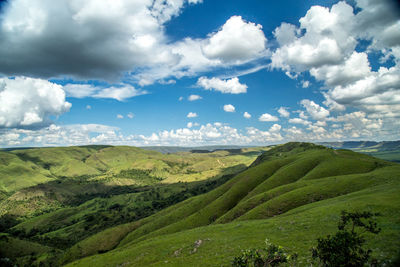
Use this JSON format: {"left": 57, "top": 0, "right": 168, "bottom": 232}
{"left": 0, "top": 0, "right": 399, "bottom": 147}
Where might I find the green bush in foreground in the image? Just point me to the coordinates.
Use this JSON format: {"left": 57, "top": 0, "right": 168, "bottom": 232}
{"left": 233, "top": 211, "right": 381, "bottom": 267}
{"left": 232, "top": 239, "right": 297, "bottom": 267}
{"left": 312, "top": 210, "right": 381, "bottom": 267}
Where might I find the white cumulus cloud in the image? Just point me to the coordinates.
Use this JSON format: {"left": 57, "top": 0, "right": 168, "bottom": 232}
{"left": 300, "top": 99, "right": 330, "bottom": 121}
{"left": 0, "top": 77, "right": 71, "bottom": 128}
{"left": 187, "top": 112, "right": 198, "bottom": 118}
{"left": 188, "top": 94, "right": 202, "bottom": 101}
{"left": 223, "top": 104, "right": 235, "bottom": 112}
{"left": 202, "top": 16, "right": 267, "bottom": 63}
{"left": 259, "top": 113, "right": 279, "bottom": 122}
{"left": 277, "top": 107, "right": 290, "bottom": 118}
{"left": 243, "top": 112, "right": 251, "bottom": 119}
{"left": 197, "top": 77, "right": 247, "bottom": 94}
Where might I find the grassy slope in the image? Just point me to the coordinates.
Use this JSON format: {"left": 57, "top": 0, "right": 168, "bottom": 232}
{"left": 0, "top": 151, "right": 53, "bottom": 193}
{"left": 67, "top": 182, "right": 400, "bottom": 267}
{"left": 0, "top": 233, "right": 53, "bottom": 259}
{"left": 0, "top": 146, "right": 260, "bottom": 219}
{"left": 66, "top": 143, "right": 400, "bottom": 266}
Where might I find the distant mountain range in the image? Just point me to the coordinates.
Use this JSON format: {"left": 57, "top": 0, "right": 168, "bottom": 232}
{"left": 318, "top": 140, "right": 400, "bottom": 163}
{"left": 139, "top": 145, "right": 251, "bottom": 154}
{"left": 318, "top": 140, "right": 400, "bottom": 151}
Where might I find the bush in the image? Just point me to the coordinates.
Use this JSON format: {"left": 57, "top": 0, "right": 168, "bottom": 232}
{"left": 312, "top": 210, "right": 381, "bottom": 266}
{"left": 232, "top": 239, "right": 296, "bottom": 267}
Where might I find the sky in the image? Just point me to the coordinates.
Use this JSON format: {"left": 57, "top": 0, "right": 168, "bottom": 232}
{"left": 0, "top": 0, "right": 399, "bottom": 147}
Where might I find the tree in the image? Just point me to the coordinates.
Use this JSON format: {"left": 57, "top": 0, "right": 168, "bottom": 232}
{"left": 312, "top": 210, "right": 381, "bottom": 267}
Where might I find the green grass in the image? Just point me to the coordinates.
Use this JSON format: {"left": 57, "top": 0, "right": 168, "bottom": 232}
{"left": 2, "top": 142, "right": 399, "bottom": 266}
{"left": 59, "top": 143, "right": 400, "bottom": 266}
{"left": 67, "top": 182, "right": 400, "bottom": 266}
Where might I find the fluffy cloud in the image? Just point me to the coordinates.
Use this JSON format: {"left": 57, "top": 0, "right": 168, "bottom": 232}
{"left": 202, "top": 16, "right": 267, "bottom": 63}
{"left": 246, "top": 124, "right": 283, "bottom": 143}
{"left": 354, "top": 0, "right": 400, "bottom": 60}
{"left": 325, "top": 65, "right": 400, "bottom": 117}
{"left": 223, "top": 104, "right": 235, "bottom": 112}
{"left": 0, "top": 1, "right": 269, "bottom": 88}
{"left": 277, "top": 107, "right": 290, "bottom": 118}
{"left": 187, "top": 112, "right": 198, "bottom": 118}
{"left": 243, "top": 112, "right": 251, "bottom": 119}
{"left": 288, "top": 118, "right": 311, "bottom": 125}
{"left": 271, "top": 2, "right": 356, "bottom": 73}
{"left": 300, "top": 99, "right": 330, "bottom": 121}
{"left": 0, "top": 0, "right": 184, "bottom": 79}
{"left": 271, "top": 0, "right": 400, "bottom": 122}
{"left": 127, "top": 112, "right": 134, "bottom": 119}
{"left": 259, "top": 113, "right": 279, "bottom": 122}
{"left": 116, "top": 114, "right": 123, "bottom": 119}
{"left": 64, "top": 83, "right": 147, "bottom": 101}
{"left": 197, "top": 77, "right": 247, "bottom": 94}
{"left": 0, "top": 77, "right": 71, "bottom": 128}
{"left": 310, "top": 52, "right": 371, "bottom": 87}
{"left": 301, "top": 80, "right": 310, "bottom": 88}
{"left": 188, "top": 94, "right": 202, "bottom": 101}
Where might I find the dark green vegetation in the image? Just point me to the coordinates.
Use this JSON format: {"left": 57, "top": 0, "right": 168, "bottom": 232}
{"left": 320, "top": 140, "right": 400, "bottom": 163}
{"left": 311, "top": 211, "right": 381, "bottom": 266}
{"left": 0, "top": 142, "right": 399, "bottom": 266}
{"left": 232, "top": 239, "right": 295, "bottom": 266}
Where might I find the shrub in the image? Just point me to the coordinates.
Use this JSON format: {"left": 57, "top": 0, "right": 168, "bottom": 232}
{"left": 232, "top": 239, "right": 296, "bottom": 267}
{"left": 312, "top": 210, "right": 381, "bottom": 266}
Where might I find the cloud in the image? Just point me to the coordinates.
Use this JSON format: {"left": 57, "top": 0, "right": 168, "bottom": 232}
{"left": 64, "top": 83, "right": 147, "bottom": 101}
{"left": 288, "top": 118, "right": 311, "bottom": 125}
{"left": 325, "top": 65, "right": 400, "bottom": 117}
{"left": 223, "top": 104, "right": 235, "bottom": 112}
{"left": 246, "top": 124, "right": 283, "bottom": 143}
{"left": 127, "top": 112, "right": 134, "bottom": 119}
{"left": 243, "top": 112, "right": 251, "bottom": 119}
{"left": 277, "top": 107, "right": 290, "bottom": 118}
{"left": 309, "top": 52, "right": 371, "bottom": 87}
{"left": 271, "top": 2, "right": 356, "bottom": 73}
{"left": 270, "top": 0, "right": 400, "bottom": 123}
{"left": 0, "top": 1, "right": 270, "bottom": 89}
{"left": 302, "top": 80, "right": 310, "bottom": 88}
{"left": 0, "top": 0, "right": 203, "bottom": 80}
{"left": 188, "top": 94, "right": 202, "bottom": 101}
{"left": 197, "top": 77, "right": 247, "bottom": 94}
{"left": 202, "top": 16, "right": 267, "bottom": 63}
{"left": 86, "top": 105, "right": 91, "bottom": 110}
{"left": 187, "top": 112, "right": 198, "bottom": 118}
{"left": 186, "top": 122, "right": 199, "bottom": 128}
{"left": 0, "top": 123, "right": 120, "bottom": 147}
{"left": 300, "top": 99, "right": 330, "bottom": 121}
{"left": 116, "top": 114, "right": 123, "bottom": 119}
{"left": 259, "top": 113, "right": 279, "bottom": 122}
{"left": 0, "top": 77, "right": 71, "bottom": 128}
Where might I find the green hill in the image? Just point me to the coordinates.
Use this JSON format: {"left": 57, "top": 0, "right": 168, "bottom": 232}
{"left": 64, "top": 143, "right": 400, "bottom": 266}
{"left": 1, "top": 142, "right": 399, "bottom": 266}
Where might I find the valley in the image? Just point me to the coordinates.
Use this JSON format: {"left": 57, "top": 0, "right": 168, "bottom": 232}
{"left": 0, "top": 142, "right": 399, "bottom": 266}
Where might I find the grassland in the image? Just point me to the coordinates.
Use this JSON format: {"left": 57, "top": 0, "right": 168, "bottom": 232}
{"left": 0, "top": 145, "right": 266, "bottom": 266}
{"left": 1, "top": 142, "right": 399, "bottom": 266}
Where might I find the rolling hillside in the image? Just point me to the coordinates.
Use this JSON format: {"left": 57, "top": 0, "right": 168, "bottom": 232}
{"left": 64, "top": 143, "right": 400, "bottom": 266}
{"left": 1, "top": 142, "right": 399, "bottom": 266}
{"left": 0, "top": 145, "right": 265, "bottom": 266}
